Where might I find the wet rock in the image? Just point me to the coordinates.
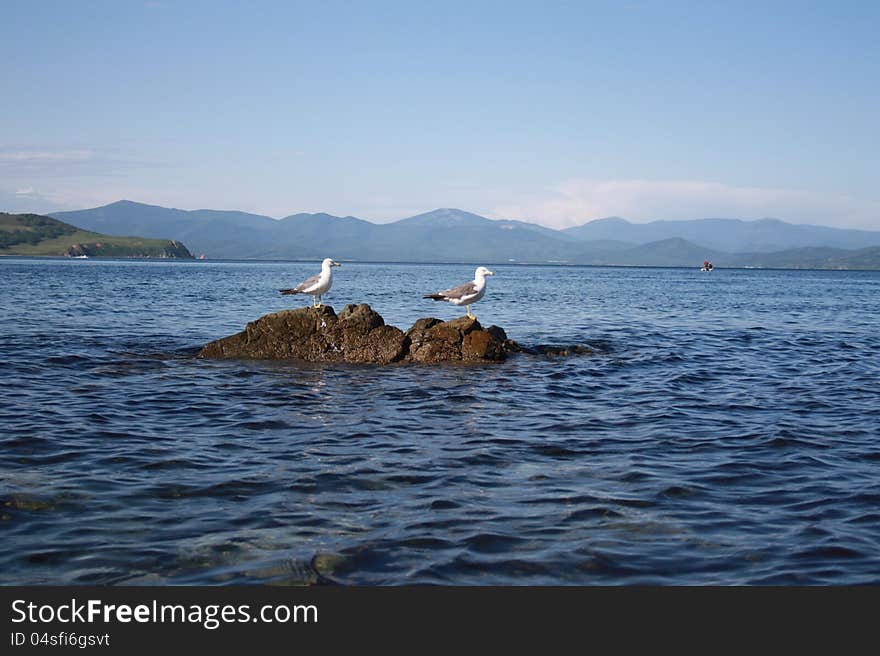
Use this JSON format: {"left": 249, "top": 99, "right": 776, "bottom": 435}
{"left": 405, "top": 315, "right": 507, "bottom": 362}
{"left": 337, "top": 303, "right": 384, "bottom": 332}
{"left": 198, "top": 303, "right": 590, "bottom": 365}
{"left": 485, "top": 325, "right": 523, "bottom": 354}
{"left": 198, "top": 304, "right": 407, "bottom": 364}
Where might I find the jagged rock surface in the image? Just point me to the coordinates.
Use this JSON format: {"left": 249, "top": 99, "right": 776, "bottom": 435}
{"left": 198, "top": 304, "right": 523, "bottom": 364}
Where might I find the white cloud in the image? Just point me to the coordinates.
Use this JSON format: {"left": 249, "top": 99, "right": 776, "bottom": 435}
{"left": 0, "top": 149, "right": 94, "bottom": 163}
{"left": 493, "top": 178, "right": 880, "bottom": 230}
{"left": 0, "top": 187, "right": 76, "bottom": 214}
{"left": 0, "top": 146, "right": 160, "bottom": 181}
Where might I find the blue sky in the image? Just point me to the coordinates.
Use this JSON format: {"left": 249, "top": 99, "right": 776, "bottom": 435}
{"left": 2, "top": 0, "right": 878, "bottom": 228}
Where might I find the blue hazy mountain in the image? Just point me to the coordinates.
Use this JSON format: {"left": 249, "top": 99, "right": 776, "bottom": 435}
{"left": 733, "top": 246, "right": 880, "bottom": 269}
{"left": 54, "top": 200, "right": 280, "bottom": 258}
{"left": 52, "top": 203, "right": 593, "bottom": 262}
{"left": 49, "top": 201, "right": 880, "bottom": 268}
{"left": 564, "top": 216, "right": 880, "bottom": 252}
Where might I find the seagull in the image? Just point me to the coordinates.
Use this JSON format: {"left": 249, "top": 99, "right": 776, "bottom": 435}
{"left": 423, "top": 266, "right": 495, "bottom": 319}
{"left": 280, "top": 257, "right": 341, "bottom": 307}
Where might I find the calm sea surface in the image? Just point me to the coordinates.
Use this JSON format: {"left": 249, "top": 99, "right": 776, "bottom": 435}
{"left": 1, "top": 259, "right": 878, "bottom": 584}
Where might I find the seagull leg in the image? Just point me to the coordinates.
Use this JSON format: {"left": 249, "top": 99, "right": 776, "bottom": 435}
{"left": 466, "top": 305, "right": 475, "bottom": 319}
{"left": 317, "top": 295, "right": 323, "bottom": 308}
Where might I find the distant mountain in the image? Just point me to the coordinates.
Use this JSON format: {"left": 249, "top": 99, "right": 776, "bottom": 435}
{"left": 394, "top": 208, "right": 493, "bottom": 228}
{"left": 734, "top": 246, "right": 880, "bottom": 270}
{"left": 52, "top": 203, "right": 590, "bottom": 262}
{"left": 46, "top": 201, "right": 880, "bottom": 269}
{"left": 564, "top": 216, "right": 880, "bottom": 253}
{"left": 273, "top": 212, "right": 377, "bottom": 259}
{"left": 370, "top": 209, "right": 589, "bottom": 263}
{"left": 0, "top": 212, "right": 193, "bottom": 258}
{"left": 54, "top": 200, "right": 278, "bottom": 258}
{"left": 600, "top": 238, "right": 728, "bottom": 267}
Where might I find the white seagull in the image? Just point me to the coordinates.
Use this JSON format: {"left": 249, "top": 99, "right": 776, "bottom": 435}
{"left": 424, "top": 266, "right": 495, "bottom": 319}
{"left": 280, "top": 257, "right": 341, "bottom": 307}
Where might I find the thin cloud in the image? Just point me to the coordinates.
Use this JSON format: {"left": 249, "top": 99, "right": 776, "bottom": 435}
{"left": 0, "top": 149, "right": 94, "bottom": 163}
{"left": 0, "top": 187, "right": 75, "bottom": 214}
{"left": 0, "top": 146, "right": 161, "bottom": 179}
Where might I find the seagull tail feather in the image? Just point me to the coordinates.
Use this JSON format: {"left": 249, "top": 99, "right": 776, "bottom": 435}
{"left": 423, "top": 293, "right": 444, "bottom": 300}
{"left": 280, "top": 288, "right": 302, "bottom": 295}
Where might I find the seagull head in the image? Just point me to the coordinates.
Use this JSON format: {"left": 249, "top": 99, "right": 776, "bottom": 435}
{"left": 322, "top": 257, "right": 342, "bottom": 268}
{"left": 475, "top": 266, "right": 495, "bottom": 278}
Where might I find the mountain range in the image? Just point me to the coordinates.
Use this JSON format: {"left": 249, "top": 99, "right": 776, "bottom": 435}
{"left": 50, "top": 201, "right": 880, "bottom": 269}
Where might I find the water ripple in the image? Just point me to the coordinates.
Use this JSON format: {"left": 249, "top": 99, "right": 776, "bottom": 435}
{"left": 1, "top": 260, "right": 879, "bottom": 584}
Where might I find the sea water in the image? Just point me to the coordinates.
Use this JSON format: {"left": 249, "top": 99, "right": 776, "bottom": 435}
{"left": 1, "top": 259, "right": 878, "bottom": 584}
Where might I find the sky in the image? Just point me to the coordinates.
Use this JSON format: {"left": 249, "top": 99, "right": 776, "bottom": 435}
{"left": 1, "top": 0, "right": 878, "bottom": 229}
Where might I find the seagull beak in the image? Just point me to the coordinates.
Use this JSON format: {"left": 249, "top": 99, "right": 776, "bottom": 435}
{"left": 487, "top": 270, "right": 495, "bottom": 276}
{"left": 333, "top": 261, "right": 342, "bottom": 267}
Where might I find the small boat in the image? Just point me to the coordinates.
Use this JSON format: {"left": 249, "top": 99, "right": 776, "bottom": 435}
{"left": 701, "top": 259, "right": 714, "bottom": 272}
{"left": 72, "top": 254, "right": 89, "bottom": 259}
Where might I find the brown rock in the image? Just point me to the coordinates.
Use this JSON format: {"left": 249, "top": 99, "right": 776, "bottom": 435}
{"left": 462, "top": 329, "right": 504, "bottom": 360}
{"left": 404, "top": 318, "right": 446, "bottom": 362}
{"left": 485, "top": 325, "right": 507, "bottom": 342}
{"left": 338, "top": 303, "right": 385, "bottom": 332}
{"left": 406, "top": 317, "right": 442, "bottom": 334}
{"left": 198, "top": 305, "right": 406, "bottom": 364}
{"left": 198, "top": 303, "right": 585, "bottom": 365}
{"left": 342, "top": 324, "right": 408, "bottom": 364}
{"left": 443, "top": 316, "right": 482, "bottom": 335}
{"left": 408, "top": 330, "right": 461, "bottom": 362}
{"left": 405, "top": 315, "right": 507, "bottom": 363}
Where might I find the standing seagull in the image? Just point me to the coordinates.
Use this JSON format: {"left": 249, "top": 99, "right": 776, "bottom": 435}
{"left": 424, "top": 266, "right": 495, "bottom": 319}
{"left": 280, "top": 257, "right": 341, "bottom": 307}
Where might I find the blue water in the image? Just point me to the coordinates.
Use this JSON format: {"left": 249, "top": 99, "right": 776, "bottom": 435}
{"left": 1, "top": 258, "right": 878, "bottom": 585}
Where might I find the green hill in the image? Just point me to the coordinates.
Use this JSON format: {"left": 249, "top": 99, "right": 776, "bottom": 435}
{"left": 0, "top": 212, "right": 193, "bottom": 258}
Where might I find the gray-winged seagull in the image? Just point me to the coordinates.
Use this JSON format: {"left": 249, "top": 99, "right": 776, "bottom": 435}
{"left": 280, "top": 257, "right": 341, "bottom": 307}
{"left": 424, "top": 266, "right": 495, "bottom": 319}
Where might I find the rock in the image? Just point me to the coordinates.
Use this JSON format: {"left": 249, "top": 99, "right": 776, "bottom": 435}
{"left": 462, "top": 329, "right": 504, "bottom": 361}
{"left": 485, "top": 325, "right": 523, "bottom": 353}
{"left": 198, "top": 304, "right": 407, "bottom": 364}
{"left": 337, "top": 303, "right": 384, "bottom": 332}
{"left": 406, "top": 318, "right": 442, "bottom": 333}
{"left": 442, "top": 316, "right": 481, "bottom": 335}
{"left": 405, "top": 315, "right": 507, "bottom": 362}
{"left": 343, "top": 324, "right": 409, "bottom": 364}
{"left": 198, "top": 303, "right": 593, "bottom": 365}
{"left": 200, "top": 304, "right": 518, "bottom": 364}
